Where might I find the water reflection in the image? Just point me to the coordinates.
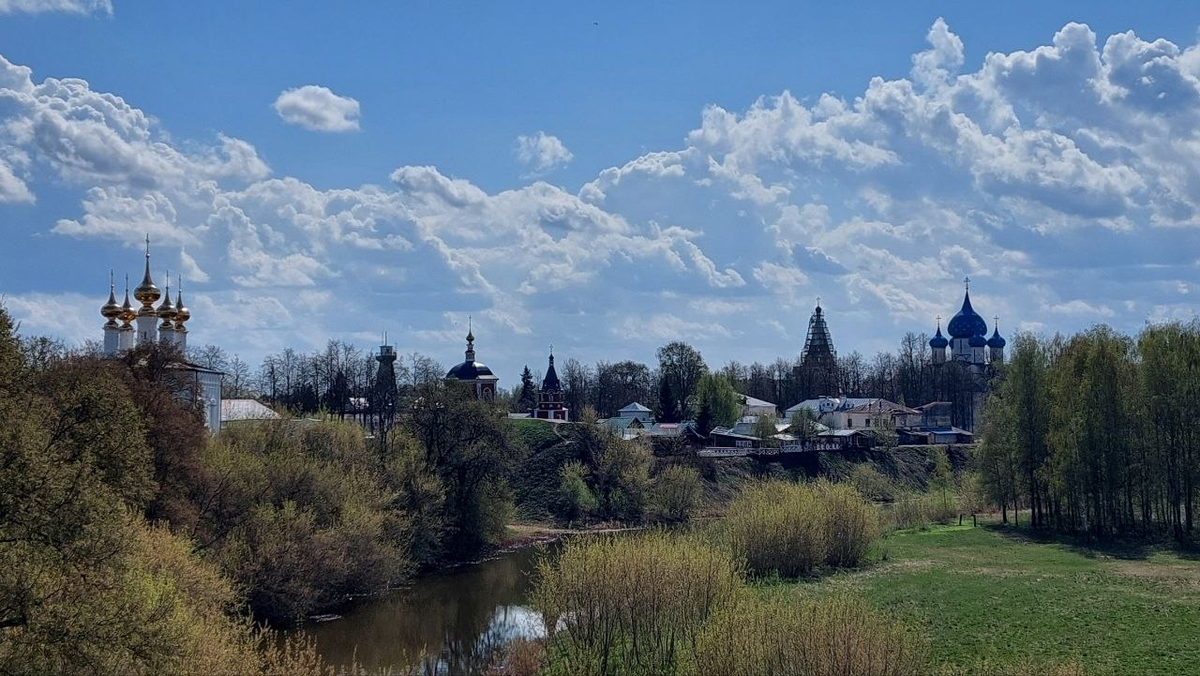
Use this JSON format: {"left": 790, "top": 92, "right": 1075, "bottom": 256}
{"left": 294, "top": 543, "right": 552, "bottom": 675}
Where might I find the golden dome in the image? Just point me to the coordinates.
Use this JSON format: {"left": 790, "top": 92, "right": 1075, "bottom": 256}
{"left": 157, "top": 276, "right": 176, "bottom": 331}
{"left": 133, "top": 236, "right": 160, "bottom": 307}
{"left": 101, "top": 272, "right": 121, "bottom": 324}
{"left": 119, "top": 283, "right": 136, "bottom": 326}
{"left": 173, "top": 278, "right": 190, "bottom": 327}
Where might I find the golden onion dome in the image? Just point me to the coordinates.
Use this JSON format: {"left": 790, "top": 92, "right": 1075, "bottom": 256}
{"left": 173, "top": 282, "right": 189, "bottom": 326}
{"left": 157, "top": 276, "right": 176, "bottom": 321}
{"left": 101, "top": 273, "right": 121, "bottom": 321}
{"left": 133, "top": 237, "right": 161, "bottom": 306}
{"left": 119, "top": 285, "right": 136, "bottom": 325}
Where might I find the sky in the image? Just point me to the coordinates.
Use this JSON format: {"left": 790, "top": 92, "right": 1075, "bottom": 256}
{"left": 1, "top": 1, "right": 1199, "bottom": 384}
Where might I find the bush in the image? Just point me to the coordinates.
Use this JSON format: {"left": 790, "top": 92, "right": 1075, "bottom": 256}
{"left": 558, "top": 461, "right": 597, "bottom": 523}
{"left": 850, "top": 464, "right": 897, "bottom": 502}
{"left": 650, "top": 464, "right": 703, "bottom": 523}
{"left": 533, "top": 531, "right": 743, "bottom": 676}
{"left": 693, "top": 593, "right": 924, "bottom": 676}
{"left": 886, "top": 491, "right": 959, "bottom": 531}
{"left": 717, "top": 480, "right": 879, "bottom": 578}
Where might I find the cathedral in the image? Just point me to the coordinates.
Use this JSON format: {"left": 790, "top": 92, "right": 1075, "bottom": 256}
{"left": 97, "top": 237, "right": 220, "bottom": 430}
{"left": 100, "top": 236, "right": 192, "bottom": 355}
{"left": 929, "top": 278, "right": 1005, "bottom": 372}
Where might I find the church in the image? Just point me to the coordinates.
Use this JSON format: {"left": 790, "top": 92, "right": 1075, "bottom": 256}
{"left": 929, "top": 277, "right": 1005, "bottom": 372}
{"left": 445, "top": 319, "right": 499, "bottom": 401}
{"left": 97, "top": 237, "right": 221, "bottom": 430}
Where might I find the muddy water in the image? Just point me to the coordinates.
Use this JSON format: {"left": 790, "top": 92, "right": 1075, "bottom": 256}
{"left": 293, "top": 542, "right": 554, "bottom": 675}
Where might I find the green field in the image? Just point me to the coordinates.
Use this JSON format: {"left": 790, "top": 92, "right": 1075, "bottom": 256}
{"left": 776, "top": 524, "right": 1200, "bottom": 675}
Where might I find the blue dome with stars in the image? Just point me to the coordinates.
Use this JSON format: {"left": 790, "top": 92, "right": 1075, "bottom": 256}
{"left": 947, "top": 290, "right": 989, "bottom": 339}
{"left": 987, "top": 326, "right": 1006, "bottom": 349}
{"left": 929, "top": 325, "right": 949, "bottom": 349}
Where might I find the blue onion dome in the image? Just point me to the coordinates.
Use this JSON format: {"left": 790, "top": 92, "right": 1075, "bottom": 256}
{"left": 969, "top": 333, "right": 988, "bottom": 348}
{"left": 947, "top": 289, "right": 988, "bottom": 338}
{"left": 929, "top": 325, "right": 949, "bottom": 349}
{"left": 988, "top": 326, "right": 1006, "bottom": 349}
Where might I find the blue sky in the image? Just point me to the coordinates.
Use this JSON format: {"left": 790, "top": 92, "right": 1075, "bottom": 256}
{"left": 1, "top": 1, "right": 1199, "bottom": 383}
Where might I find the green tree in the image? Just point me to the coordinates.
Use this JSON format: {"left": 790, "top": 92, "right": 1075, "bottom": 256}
{"left": 517, "top": 365, "right": 538, "bottom": 412}
{"left": 695, "top": 373, "right": 740, "bottom": 436}
{"left": 656, "top": 341, "right": 707, "bottom": 421}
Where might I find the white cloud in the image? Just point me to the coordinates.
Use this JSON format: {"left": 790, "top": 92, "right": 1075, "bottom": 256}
{"left": 0, "top": 0, "right": 110, "bottom": 14}
{"left": 7, "top": 20, "right": 1200, "bottom": 376}
{"left": 514, "top": 131, "right": 574, "bottom": 173}
{"left": 273, "top": 85, "right": 361, "bottom": 133}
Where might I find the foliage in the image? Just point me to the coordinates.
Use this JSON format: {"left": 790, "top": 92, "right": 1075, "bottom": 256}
{"left": 693, "top": 593, "right": 924, "bottom": 676}
{"left": 517, "top": 365, "right": 538, "bottom": 413}
{"left": 693, "top": 372, "right": 740, "bottom": 435}
{"left": 649, "top": 464, "right": 703, "bottom": 523}
{"left": 533, "top": 531, "right": 743, "bottom": 676}
{"left": 655, "top": 341, "right": 707, "bottom": 422}
{"left": 558, "top": 461, "right": 598, "bottom": 523}
{"left": 716, "top": 480, "right": 879, "bottom": 578}
{"left": 979, "top": 323, "right": 1200, "bottom": 539}
{"left": 200, "top": 421, "right": 416, "bottom": 625}
{"left": 405, "top": 382, "right": 526, "bottom": 552}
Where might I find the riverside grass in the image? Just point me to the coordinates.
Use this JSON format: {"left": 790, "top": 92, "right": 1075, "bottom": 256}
{"left": 531, "top": 481, "right": 922, "bottom": 676}
{"left": 716, "top": 479, "right": 880, "bottom": 578}
{"left": 778, "top": 523, "right": 1200, "bottom": 676}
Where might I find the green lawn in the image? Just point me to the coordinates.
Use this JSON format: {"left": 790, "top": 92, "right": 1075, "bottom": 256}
{"left": 775, "top": 524, "right": 1200, "bottom": 675}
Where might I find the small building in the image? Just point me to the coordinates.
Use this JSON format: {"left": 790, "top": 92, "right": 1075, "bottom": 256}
{"left": 616, "top": 402, "right": 654, "bottom": 421}
{"left": 533, "top": 348, "right": 568, "bottom": 421}
{"left": 784, "top": 396, "right": 877, "bottom": 426}
{"left": 839, "top": 399, "right": 921, "bottom": 431}
{"left": 446, "top": 320, "right": 499, "bottom": 402}
{"left": 220, "top": 398, "right": 282, "bottom": 428}
{"left": 738, "top": 393, "right": 777, "bottom": 418}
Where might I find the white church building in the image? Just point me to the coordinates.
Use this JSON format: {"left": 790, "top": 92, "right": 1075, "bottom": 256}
{"left": 99, "top": 237, "right": 222, "bottom": 430}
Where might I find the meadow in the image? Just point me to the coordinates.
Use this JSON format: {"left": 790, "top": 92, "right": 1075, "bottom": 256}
{"left": 782, "top": 522, "right": 1200, "bottom": 675}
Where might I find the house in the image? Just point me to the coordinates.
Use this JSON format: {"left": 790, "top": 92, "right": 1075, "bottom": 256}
{"left": 617, "top": 402, "right": 654, "bottom": 421}
{"left": 738, "top": 393, "right": 777, "bottom": 418}
{"left": 839, "top": 400, "right": 921, "bottom": 431}
{"left": 784, "top": 396, "right": 878, "bottom": 426}
{"left": 897, "top": 426, "right": 974, "bottom": 446}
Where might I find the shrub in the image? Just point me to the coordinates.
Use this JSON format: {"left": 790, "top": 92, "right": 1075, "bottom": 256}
{"left": 650, "top": 464, "right": 703, "bottom": 523}
{"left": 816, "top": 480, "right": 881, "bottom": 568}
{"left": 850, "top": 464, "right": 897, "bottom": 502}
{"left": 719, "top": 480, "right": 827, "bottom": 578}
{"left": 717, "top": 480, "right": 879, "bottom": 578}
{"left": 886, "top": 491, "right": 959, "bottom": 531}
{"left": 558, "top": 461, "right": 597, "bottom": 523}
{"left": 693, "top": 593, "right": 924, "bottom": 676}
{"left": 533, "top": 531, "right": 743, "bottom": 676}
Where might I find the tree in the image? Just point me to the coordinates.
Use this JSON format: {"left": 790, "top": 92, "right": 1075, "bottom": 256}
{"left": 651, "top": 465, "right": 703, "bottom": 523}
{"left": 517, "top": 365, "right": 538, "bottom": 412}
{"left": 694, "top": 373, "right": 740, "bottom": 436}
{"left": 656, "top": 342, "right": 707, "bottom": 420}
{"left": 405, "top": 382, "right": 526, "bottom": 553}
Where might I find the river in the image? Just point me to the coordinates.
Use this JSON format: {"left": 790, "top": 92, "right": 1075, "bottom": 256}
{"left": 291, "top": 542, "right": 554, "bottom": 675}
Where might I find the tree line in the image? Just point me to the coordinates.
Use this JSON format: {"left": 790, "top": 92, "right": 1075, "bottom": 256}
{"left": 194, "top": 333, "right": 984, "bottom": 428}
{"left": 979, "top": 322, "right": 1200, "bottom": 540}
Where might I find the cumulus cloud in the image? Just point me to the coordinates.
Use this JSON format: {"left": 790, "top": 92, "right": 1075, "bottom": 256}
{"left": 0, "top": 0, "right": 111, "bottom": 15}
{"left": 514, "top": 131, "right": 574, "bottom": 173}
{"left": 6, "top": 19, "right": 1200, "bottom": 376}
{"left": 273, "top": 85, "right": 361, "bottom": 133}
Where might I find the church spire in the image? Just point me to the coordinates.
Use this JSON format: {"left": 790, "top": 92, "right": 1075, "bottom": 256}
{"left": 464, "top": 316, "right": 476, "bottom": 362}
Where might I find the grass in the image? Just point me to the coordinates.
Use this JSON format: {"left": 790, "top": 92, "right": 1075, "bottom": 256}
{"left": 774, "top": 522, "right": 1200, "bottom": 675}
